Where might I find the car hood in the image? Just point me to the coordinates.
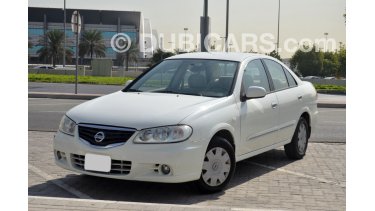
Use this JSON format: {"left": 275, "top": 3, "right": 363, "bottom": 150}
{"left": 67, "top": 91, "right": 221, "bottom": 130}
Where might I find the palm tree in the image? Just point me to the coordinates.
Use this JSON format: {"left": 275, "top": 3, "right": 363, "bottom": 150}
{"left": 151, "top": 49, "right": 175, "bottom": 65}
{"left": 118, "top": 42, "right": 139, "bottom": 71}
{"left": 79, "top": 30, "right": 106, "bottom": 62}
{"left": 37, "top": 30, "right": 72, "bottom": 67}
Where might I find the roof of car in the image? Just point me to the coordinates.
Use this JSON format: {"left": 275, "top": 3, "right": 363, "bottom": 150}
{"left": 165, "top": 52, "right": 271, "bottom": 62}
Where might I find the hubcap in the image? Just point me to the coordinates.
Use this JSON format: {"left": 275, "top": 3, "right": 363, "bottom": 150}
{"left": 202, "top": 147, "right": 231, "bottom": 187}
{"left": 297, "top": 123, "right": 307, "bottom": 154}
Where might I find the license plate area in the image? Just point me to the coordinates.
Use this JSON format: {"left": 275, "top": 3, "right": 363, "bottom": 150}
{"left": 84, "top": 154, "right": 111, "bottom": 172}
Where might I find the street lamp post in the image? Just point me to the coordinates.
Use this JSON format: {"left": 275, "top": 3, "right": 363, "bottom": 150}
{"left": 276, "top": 0, "right": 280, "bottom": 54}
{"left": 324, "top": 32, "right": 329, "bottom": 52}
{"left": 71, "top": 11, "right": 81, "bottom": 94}
{"left": 63, "top": 0, "right": 66, "bottom": 67}
{"left": 200, "top": 0, "right": 209, "bottom": 52}
{"left": 184, "top": 28, "right": 188, "bottom": 51}
{"left": 225, "top": 0, "right": 229, "bottom": 52}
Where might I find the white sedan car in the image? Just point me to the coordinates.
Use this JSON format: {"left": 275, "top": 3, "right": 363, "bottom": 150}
{"left": 54, "top": 52, "right": 318, "bottom": 193}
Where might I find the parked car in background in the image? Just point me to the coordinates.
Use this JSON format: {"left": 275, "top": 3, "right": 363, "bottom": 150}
{"left": 54, "top": 52, "right": 318, "bottom": 193}
{"left": 33, "top": 65, "right": 55, "bottom": 70}
{"left": 324, "top": 77, "right": 336, "bottom": 80}
{"left": 303, "top": 76, "right": 321, "bottom": 79}
{"left": 54, "top": 66, "right": 76, "bottom": 71}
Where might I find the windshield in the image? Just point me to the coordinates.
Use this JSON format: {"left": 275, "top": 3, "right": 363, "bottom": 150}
{"left": 124, "top": 59, "right": 239, "bottom": 97}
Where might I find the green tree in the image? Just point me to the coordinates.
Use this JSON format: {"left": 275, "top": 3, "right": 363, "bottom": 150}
{"left": 79, "top": 30, "right": 106, "bottom": 62}
{"left": 290, "top": 45, "right": 323, "bottom": 77}
{"left": 267, "top": 50, "right": 281, "bottom": 61}
{"left": 151, "top": 49, "right": 175, "bottom": 65}
{"left": 118, "top": 42, "right": 139, "bottom": 71}
{"left": 337, "top": 45, "right": 346, "bottom": 78}
{"left": 37, "top": 30, "right": 72, "bottom": 67}
{"left": 322, "top": 52, "right": 339, "bottom": 77}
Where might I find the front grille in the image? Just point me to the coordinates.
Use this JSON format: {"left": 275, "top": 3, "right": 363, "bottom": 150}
{"left": 78, "top": 124, "right": 136, "bottom": 147}
{"left": 71, "top": 154, "right": 131, "bottom": 175}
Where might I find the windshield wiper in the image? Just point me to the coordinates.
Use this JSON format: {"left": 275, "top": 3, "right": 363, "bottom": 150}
{"left": 127, "top": 89, "right": 143, "bottom": 92}
{"left": 179, "top": 93, "right": 202, "bottom": 96}
{"left": 152, "top": 90, "right": 177, "bottom": 94}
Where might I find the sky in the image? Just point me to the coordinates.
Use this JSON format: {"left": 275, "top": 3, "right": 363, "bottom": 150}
{"left": 28, "top": 0, "right": 346, "bottom": 58}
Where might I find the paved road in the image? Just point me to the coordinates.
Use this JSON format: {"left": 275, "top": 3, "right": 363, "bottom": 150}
{"left": 29, "top": 82, "right": 124, "bottom": 95}
{"left": 29, "top": 131, "right": 345, "bottom": 210}
{"left": 28, "top": 98, "right": 346, "bottom": 143}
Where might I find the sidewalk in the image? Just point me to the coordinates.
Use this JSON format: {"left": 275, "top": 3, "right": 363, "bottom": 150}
{"left": 28, "top": 91, "right": 346, "bottom": 108}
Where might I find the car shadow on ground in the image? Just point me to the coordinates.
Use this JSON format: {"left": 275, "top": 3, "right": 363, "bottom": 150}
{"left": 29, "top": 148, "right": 295, "bottom": 205}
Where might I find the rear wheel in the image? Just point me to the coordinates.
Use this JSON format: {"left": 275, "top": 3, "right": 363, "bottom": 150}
{"left": 195, "top": 136, "right": 235, "bottom": 193}
{"left": 284, "top": 117, "right": 309, "bottom": 159}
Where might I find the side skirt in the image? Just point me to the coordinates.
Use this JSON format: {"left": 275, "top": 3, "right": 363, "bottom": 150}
{"left": 236, "top": 139, "right": 291, "bottom": 162}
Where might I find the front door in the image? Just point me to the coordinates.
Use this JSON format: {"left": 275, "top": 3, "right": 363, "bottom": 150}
{"left": 239, "top": 59, "right": 279, "bottom": 154}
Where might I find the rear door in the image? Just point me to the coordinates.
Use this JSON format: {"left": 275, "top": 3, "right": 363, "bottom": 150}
{"left": 262, "top": 59, "right": 302, "bottom": 143}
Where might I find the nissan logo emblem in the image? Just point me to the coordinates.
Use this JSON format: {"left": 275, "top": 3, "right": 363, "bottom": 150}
{"left": 94, "top": 132, "right": 105, "bottom": 143}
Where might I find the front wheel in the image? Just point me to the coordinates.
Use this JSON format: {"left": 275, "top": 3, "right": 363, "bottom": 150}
{"left": 195, "top": 136, "right": 236, "bottom": 193}
{"left": 284, "top": 117, "right": 309, "bottom": 159}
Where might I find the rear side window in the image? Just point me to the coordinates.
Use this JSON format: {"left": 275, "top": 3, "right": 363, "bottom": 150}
{"left": 263, "top": 59, "right": 289, "bottom": 91}
{"left": 283, "top": 68, "right": 298, "bottom": 87}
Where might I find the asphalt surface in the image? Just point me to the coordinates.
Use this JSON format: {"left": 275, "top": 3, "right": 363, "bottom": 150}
{"left": 29, "top": 82, "right": 124, "bottom": 95}
{"left": 28, "top": 98, "right": 346, "bottom": 143}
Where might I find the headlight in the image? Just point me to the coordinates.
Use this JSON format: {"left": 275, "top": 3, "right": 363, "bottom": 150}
{"left": 59, "top": 115, "right": 76, "bottom": 136}
{"left": 134, "top": 125, "right": 193, "bottom": 144}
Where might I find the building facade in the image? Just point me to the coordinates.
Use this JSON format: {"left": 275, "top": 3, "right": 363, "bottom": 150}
{"left": 28, "top": 7, "right": 155, "bottom": 64}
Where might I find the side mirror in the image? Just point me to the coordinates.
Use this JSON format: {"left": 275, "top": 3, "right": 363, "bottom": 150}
{"left": 244, "top": 86, "right": 267, "bottom": 100}
{"left": 124, "top": 80, "right": 133, "bottom": 88}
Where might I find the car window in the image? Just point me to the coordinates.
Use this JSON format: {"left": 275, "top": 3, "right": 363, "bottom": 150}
{"left": 127, "top": 59, "right": 239, "bottom": 97}
{"left": 242, "top": 60, "right": 270, "bottom": 92}
{"left": 135, "top": 61, "right": 180, "bottom": 92}
{"left": 283, "top": 68, "right": 297, "bottom": 87}
{"left": 263, "top": 59, "right": 289, "bottom": 91}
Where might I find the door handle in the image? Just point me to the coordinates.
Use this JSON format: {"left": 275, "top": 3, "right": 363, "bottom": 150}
{"left": 298, "top": 95, "right": 303, "bottom": 100}
{"left": 271, "top": 102, "right": 278, "bottom": 109}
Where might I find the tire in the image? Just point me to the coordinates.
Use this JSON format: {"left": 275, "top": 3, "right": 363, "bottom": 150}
{"left": 195, "top": 136, "right": 236, "bottom": 193}
{"left": 284, "top": 117, "right": 309, "bottom": 160}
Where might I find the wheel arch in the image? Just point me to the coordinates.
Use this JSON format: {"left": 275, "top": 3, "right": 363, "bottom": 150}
{"left": 300, "top": 111, "right": 311, "bottom": 139}
{"left": 212, "top": 129, "right": 236, "bottom": 153}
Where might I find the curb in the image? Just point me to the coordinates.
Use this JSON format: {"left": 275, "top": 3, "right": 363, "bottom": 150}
{"left": 317, "top": 103, "right": 346, "bottom": 108}
{"left": 29, "top": 92, "right": 346, "bottom": 108}
{"left": 29, "top": 92, "right": 101, "bottom": 100}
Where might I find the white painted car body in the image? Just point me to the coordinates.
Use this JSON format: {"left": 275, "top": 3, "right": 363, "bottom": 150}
{"left": 54, "top": 52, "right": 318, "bottom": 183}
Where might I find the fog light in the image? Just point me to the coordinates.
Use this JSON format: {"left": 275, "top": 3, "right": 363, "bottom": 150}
{"left": 160, "top": 164, "right": 171, "bottom": 175}
{"left": 56, "top": 151, "right": 66, "bottom": 161}
{"left": 56, "top": 151, "right": 62, "bottom": 160}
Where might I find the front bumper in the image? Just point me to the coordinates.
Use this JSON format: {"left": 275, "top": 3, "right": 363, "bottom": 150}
{"left": 53, "top": 131, "right": 206, "bottom": 183}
